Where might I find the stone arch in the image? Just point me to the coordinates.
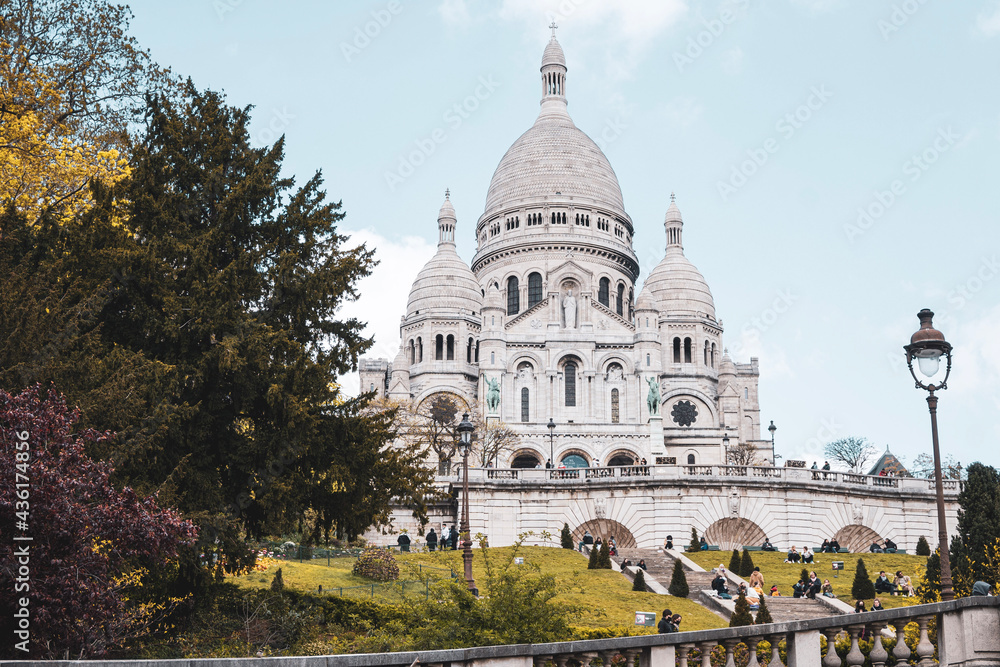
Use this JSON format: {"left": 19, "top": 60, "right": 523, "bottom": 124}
{"left": 509, "top": 447, "right": 544, "bottom": 468}
{"left": 661, "top": 387, "right": 719, "bottom": 425}
{"left": 556, "top": 446, "right": 591, "bottom": 467}
{"left": 413, "top": 389, "right": 471, "bottom": 412}
{"left": 703, "top": 517, "right": 767, "bottom": 551}
{"left": 833, "top": 524, "right": 884, "bottom": 553}
{"left": 508, "top": 350, "right": 544, "bottom": 372}
{"left": 596, "top": 350, "right": 632, "bottom": 374}
{"left": 572, "top": 519, "right": 637, "bottom": 549}
{"left": 603, "top": 447, "right": 640, "bottom": 466}
{"left": 553, "top": 349, "right": 593, "bottom": 372}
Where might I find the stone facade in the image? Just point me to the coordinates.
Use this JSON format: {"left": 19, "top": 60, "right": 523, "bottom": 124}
{"left": 362, "top": 32, "right": 770, "bottom": 471}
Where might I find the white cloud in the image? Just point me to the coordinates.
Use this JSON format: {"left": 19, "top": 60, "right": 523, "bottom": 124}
{"left": 336, "top": 229, "right": 437, "bottom": 396}
{"left": 438, "top": 0, "right": 472, "bottom": 27}
{"left": 977, "top": 1, "right": 1000, "bottom": 37}
{"left": 720, "top": 46, "right": 744, "bottom": 75}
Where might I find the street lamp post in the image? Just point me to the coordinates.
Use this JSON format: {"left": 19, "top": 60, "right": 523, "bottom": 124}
{"left": 904, "top": 308, "right": 955, "bottom": 601}
{"left": 768, "top": 420, "right": 776, "bottom": 446}
{"left": 722, "top": 432, "right": 730, "bottom": 465}
{"left": 547, "top": 418, "right": 556, "bottom": 469}
{"left": 456, "top": 413, "right": 478, "bottom": 596}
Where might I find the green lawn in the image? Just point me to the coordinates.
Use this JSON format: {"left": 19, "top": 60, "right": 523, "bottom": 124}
{"left": 233, "top": 546, "right": 728, "bottom": 632}
{"left": 685, "top": 550, "right": 927, "bottom": 607}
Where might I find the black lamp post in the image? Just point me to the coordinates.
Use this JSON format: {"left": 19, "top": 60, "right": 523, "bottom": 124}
{"left": 904, "top": 308, "right": 954, "bottom": 601}
{"left": 722, "top": 432, "right": 730, "bottom": 465}
{"left": 456, "top": 413, "right": 478, "bottom": 596}
{"left": 547, "top": 417, "right": 556, "bottom": 469}
{"left": 768, "top": 420, "right": 776, "bottom": 446}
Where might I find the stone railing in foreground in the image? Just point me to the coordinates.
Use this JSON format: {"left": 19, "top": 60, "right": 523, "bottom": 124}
{"left": 21, "top": 597, "right": 1000, "bottom": 667}
{"left": 459, "top": 465, "right": 963, "bottom": 494}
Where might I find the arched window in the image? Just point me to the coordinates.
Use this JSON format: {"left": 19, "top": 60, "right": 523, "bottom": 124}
{"left": 511, "top": 453, "right": 541, "bottom": 469}
{"left": 467, "top": 337, "right": 473, "bottom": 363}
{"left": 646, "top": 353, "right": 651, "bottom": 367}
{"left": 521, "top": 387, "right": 529, "bottom": 422}
{"left": 564, "top": 361, "right": 577, "bottom": 407}
{"left": 616, "top": 283, "right": 625, "bottom": 316}
{"left": 628, "top": 288, "right": 634, "bottom": 319}
{"left": 598, "top": 277, "right": 610, "bottom": 307}
{"left": 417, "top": 337, "right": 423, "bottom": 362}
{"left": 687, "top": 453, "right": 696, "bottom": 465}
{"left": 673, "top": 337, "right": 681, "bottom": 364}
{"left": 704, "top": 341, "right": 710, "bottom": 366}
{"left": 611, "top": 388, "right": 620, "bottom": 424}
{"left": 409, "top": 340, "right": 415, "bottom": 365}
{"left": 711, "top": 343, "right": 716, "bottom": 367}
{"left": 507, "top": 276, "right": 520, "bottom": 315}
{"left": 370, "top": 383, "right": 375, "bottom": 392}
{"left": 475, "top": 340, "right": 480, "bottom": 363}
{"left": 446, "top": 334, "right": 454, "bottom": 361}
{"left": 435, "top": 334, "right": 444, "bottom": 361}
{"left": 528, "top": 272, "right": 543, "bottom": 307}
{"left": 684, "top": 337, "right": 692, "bottom": 363}
{"left": 744, "top": 387, "right": 749, "bottom": 400}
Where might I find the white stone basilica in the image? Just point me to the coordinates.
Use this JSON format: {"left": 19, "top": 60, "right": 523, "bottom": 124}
{"left": 361, "top": 32, "right": 773, "bottom": 471}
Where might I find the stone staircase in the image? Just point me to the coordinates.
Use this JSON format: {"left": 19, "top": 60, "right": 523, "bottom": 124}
{"left": 615, "top": 547, "right": 839, "bottom": 624}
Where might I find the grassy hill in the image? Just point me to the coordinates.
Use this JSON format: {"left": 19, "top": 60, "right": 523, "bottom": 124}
{"left": 685, "top": 550, "right": 927, "bottom": 609}
{"left": 234, "top": 545, "right": 728, "bottom": 632}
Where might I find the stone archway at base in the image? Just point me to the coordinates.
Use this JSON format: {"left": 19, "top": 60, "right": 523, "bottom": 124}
{"left": 571, "top": 519, "right": 637, "bottom": 548}
{"left": 704, "top": 518, "right": 767, "bottom": 551}
{"left": 833, "top": 524, "right": 883, "bottom": 553}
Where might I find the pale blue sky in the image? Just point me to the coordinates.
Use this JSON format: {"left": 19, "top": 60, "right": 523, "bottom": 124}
{"left": 126, "top": 0, "right": 1000, "bottom": 469}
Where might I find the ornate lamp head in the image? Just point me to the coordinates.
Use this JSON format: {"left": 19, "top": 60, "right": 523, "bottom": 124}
{"left": 904, "top": 309, "right": 952, "bottom": 391}
{"left": 457, "top": 413, "right": 474, "bottom": 456}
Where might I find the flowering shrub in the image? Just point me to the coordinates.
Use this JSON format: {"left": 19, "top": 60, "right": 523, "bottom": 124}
{"left": 352, "top": 547, "right": 400, "bottom": 581}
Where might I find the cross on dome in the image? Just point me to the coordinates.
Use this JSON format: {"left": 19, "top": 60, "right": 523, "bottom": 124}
{"left": 549, "top": 21, "right": 558, "bottom": 36}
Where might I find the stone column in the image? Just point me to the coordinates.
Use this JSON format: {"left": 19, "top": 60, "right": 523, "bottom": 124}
{"left": 649, "top": 416, "right": 665, "bottom": 455}
{"left": 648, "top": 645, "right": 676, "bottom": 667}
{"left": 939, "top": 602, "right": 1000, "bottom": 665}
{"left": 786, "top": 630, "right": 821, "bottom": 667}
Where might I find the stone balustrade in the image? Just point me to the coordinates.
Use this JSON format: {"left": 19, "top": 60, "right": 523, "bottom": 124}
{"left": 24, "top": 597, "right": 1000, "bottom": 667}
{"left": 452, "top": 465, "right": 963, "bottom": 495}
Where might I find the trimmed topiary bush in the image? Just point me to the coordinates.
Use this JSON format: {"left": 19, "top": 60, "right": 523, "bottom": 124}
{"left": 352, "top": 547, "right": 400, "bottom": 581}
{"left": 852, "top": 557, "right": 875, "bottom": 600}
{"left": 754, "top": 596, "right": 774, "bottom": 625}
{"left": 801, "top": 568, "right": 810, "bottom": 584}
{"left": 587, "top": 544, "right": 599, "bottom": 569}
{"left": 740, "top": 550, "right": 755, "bottom": 578}
{"left": 632, "top": 568, "right": 647, "bottom": 591}
{"left": 668, "top": 559, "right": 689, "bottom": 597}
{"left": 598, "top": 540, "right": 612, "bottom": 569}
{"left": 729, "top": 549, "right": 742, "bottom": 573}
{"left": 916, "top": 536, "right": 931, "bottom": 556}
{"left": 729, "top": 592, "right": 754, "bottom": 627}
{"left": 270, "top": 567, "right": 284, "bottom": 591}
{"left": 561, "top": 523, "right": 574, "bottom": 549}
{"left": 689, "top": 527, "right": 700, "bottom": 552}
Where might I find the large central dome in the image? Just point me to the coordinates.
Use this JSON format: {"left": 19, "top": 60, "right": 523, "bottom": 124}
{"left": 481, "top": 34, "right": 627, "bottom": 221}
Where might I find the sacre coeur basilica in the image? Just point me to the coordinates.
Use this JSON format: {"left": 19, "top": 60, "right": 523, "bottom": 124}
{"left": 360, "top": 31, "right": 958, "bottom": 551}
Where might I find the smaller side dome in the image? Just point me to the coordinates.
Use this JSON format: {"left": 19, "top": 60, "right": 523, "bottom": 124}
{"left": 406, "top": 192, "right": 482, "bottom": 318}
{"left": 635, "top": 285, "right": 656, "bottom": 312}
{"left": 643, "top": 195, "right": 716, "bottom": 318}
{"left": 542, "top": 35, "right": 566, "bottom": 69}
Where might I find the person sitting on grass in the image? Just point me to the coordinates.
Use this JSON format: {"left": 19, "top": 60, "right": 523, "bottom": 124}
{"left": 761, "top": 537, "right": 776, "bottom": 551}
{"left": 884, "top": 538, "right": 898, "bottom": 553}
{"left": 894, "top": 570, "right": 914, "bottom": 597}
{"left": 806, "top": 572, "right": 822, "bottom": 599}
{"left": 822, "top": 578, "right": 836, "bottom": 598}
{"left": 770, "top": 585, "right": 781, "bottom": 597}
{"left": 792, "top": 579, "right": 805, "bottom": 598}
{"left": 785, "top": 546, "right": 800, "bottom": 563}
{"left": 802, "top": 546, "right": 815, "bottom": 564}
{"left": 657, "top": 608, "right": 674, "bottom": 633}
{"left": 870, "top": 540, "right": 884, "bottom": 553}
{"left": 821, "top": 539, "right": 831, "bottom": 553}
{"left": 874, "top": 570, "right": 897, "bottom": 595}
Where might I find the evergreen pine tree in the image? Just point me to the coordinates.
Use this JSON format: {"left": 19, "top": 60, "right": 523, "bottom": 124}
{"left": 689, "top": 527, "right": 700, "bottom": 552}
{"left": 852, "top": 558, "right": 875, "bottom": 599}
{"left": 729, "top": 592, "right": 754, "bottom": 627}
{"left": 668, "top": 559, "right": 689, "bottom": 598}
{"left": 598, "top": 540, "right": 613, "bottom": 569}
{"left": 270, "top": 567, "right": 284, "bottom": 591}
{"left": 917, "top": 552, "right": 941, "bottom": 603}
{"left": 740, "top": 549, "right": 756, "bottom": 578}
{"left": 587, "top": 544, "right": 599, "bottom": 569}
{"left": 754, "top": 596, "right": 774, "bottom": 625}
{"left": 949, "top": 535, "right": 975, "bottom": 597}
{"left": 632, "top": 569, "right": 647, "bottom": 591}
{"left": 801, "top": 567, "right": 810, "bottom": 584}
{"left": 957, "top": 463, "right": 1000, "bottom": 582}
{"left": 560, "top": 523, "right": 573, "bottom": 549}
{"left": 915, "top": 535, "right": 931, "bottom": 557}
{"left": 729, "top": 548, "right": 742, "bottom": 573}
